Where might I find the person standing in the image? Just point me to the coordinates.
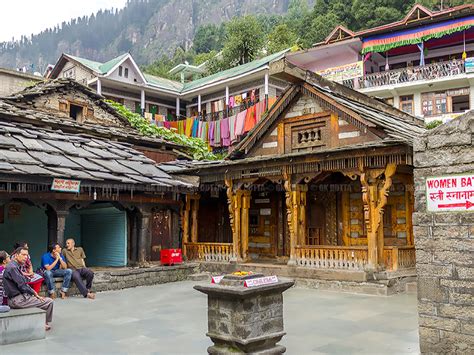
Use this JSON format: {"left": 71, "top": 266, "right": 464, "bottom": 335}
{"left": 41, "top": 243, "right": 72, "bottom": 299}
{"left": 4, "top": 247, "right": 54, "bottom": 330}
{"left": 63, "top": 238, "right": 95, "bottom": 300}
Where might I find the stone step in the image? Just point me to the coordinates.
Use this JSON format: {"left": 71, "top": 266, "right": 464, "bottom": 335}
{"left": 405, "top": 281, "right": 418, "bottom": 294}
{"left": 187, "top": 272, "right": 211, "bottom": 281}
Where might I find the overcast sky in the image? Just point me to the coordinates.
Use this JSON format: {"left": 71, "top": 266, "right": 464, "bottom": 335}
{"left": 0, "top": 0, "right": 127, "bottom": 42}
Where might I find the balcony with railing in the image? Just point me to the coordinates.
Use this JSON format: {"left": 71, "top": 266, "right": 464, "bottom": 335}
{"left": 184, "top": 242, "right": 234, "bottom": 262}
{"left": 356, "top": 59, "right": 466, "bottom": 90}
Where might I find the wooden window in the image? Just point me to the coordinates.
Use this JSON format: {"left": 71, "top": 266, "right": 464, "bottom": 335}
{"left": 119, "top": 66, "right": 123, "bottom": 77}
{"left": 69, "top": 103, "right": 84, "bottom": 122}
{"left": 399, "top": 95, "right": 414, "bottom": 115}
{"left": 58, "top": 101, "right": 68, "bottom": 112}
{"left": 124, "top": 68, "right": 129, "bottom": 78}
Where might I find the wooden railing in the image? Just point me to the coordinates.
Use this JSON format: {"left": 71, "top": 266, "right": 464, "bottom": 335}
{"left": 295, "top": 245, "right": 369, "bottom": 271}
{"left": 184, "top": 242, "right": 234, "bottom": 262}
{"left": 383, "top": 246, "right": 416, "bottom": 271}
{"left": 358, "top": 59, "right": 465, "bottom": 89}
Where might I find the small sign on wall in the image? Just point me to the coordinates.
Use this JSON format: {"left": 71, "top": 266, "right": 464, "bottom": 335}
{"left": 51, "top": 178, "right": 81, "bottom": 193}
{"left": 426, "top": 174, "right": 474, "bottom": 212}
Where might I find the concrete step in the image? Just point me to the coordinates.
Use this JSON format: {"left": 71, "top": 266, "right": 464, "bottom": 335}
{"left": 405, "top": 281, "right": 418, "bottom": 294}
{"left": 187, "top": 272, "right": 211, "bottom": 281}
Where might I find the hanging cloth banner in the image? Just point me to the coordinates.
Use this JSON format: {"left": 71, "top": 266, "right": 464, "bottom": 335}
{"left": 361, "top": 16, "right": 474, "bottom": 54}
{"left": 416, "top": 42, "right": 425, "bottom": 66}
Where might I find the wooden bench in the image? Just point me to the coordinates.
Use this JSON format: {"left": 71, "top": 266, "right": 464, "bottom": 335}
{"left": 0, "top": 308, "right": 46, "bottom": 345}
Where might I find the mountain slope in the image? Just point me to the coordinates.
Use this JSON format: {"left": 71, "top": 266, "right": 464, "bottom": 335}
{"left": 0, "top": 0, "right": 293, "bottom": 72}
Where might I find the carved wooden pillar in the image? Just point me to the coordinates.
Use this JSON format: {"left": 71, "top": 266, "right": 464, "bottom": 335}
{"left": 225, "top": 178, "right": 238, "bottom": 261}
{"left": 241, "top": 190, "right": 251, "bottom": 261}
{"left": 341, "top": 191, "right": 350, "bottom": 246}
{"left": 190, "top": 194, "right": 200, "bottom": 243}
{"left": 297, "top": 185, "right": 307, "bottom": 247}
{"left": 182, "top": 195, "right": 192, "bottom": 247}
{"left": 233, "top": 190, "right": 243, "bottom": 261}
{"left": 284, "top": 175, "right": 304, "bottom": 266}
{"left": 360, "top": 163, "right": 396, "bottom": 271}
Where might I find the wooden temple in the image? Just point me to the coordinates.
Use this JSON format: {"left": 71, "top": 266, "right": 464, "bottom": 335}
{"left": 172, "top": 59, "right": 425, "bottom": 274}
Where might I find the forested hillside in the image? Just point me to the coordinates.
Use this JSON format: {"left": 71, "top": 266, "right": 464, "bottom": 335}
{"left": 0, "top": 0, "right": 469, "bottom": 75}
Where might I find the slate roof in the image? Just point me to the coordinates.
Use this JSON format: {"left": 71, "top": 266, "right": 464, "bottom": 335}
{"left": 5, "top": 78, "right": 130, "bottom": 126}
{"left": 230, "top": 61, "right": 426, "bottom": 158}
{"left": 1, "top": 79, "right": 185, "bottom": 151}
{"left": 0, "top": 119, "right": 191, "bottom": 190}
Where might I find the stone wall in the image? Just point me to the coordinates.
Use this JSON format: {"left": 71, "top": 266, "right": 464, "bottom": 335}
{"left": 413, "top": 111, "right": 474, "bottom": 354}
{"left": 30, "top": 90, "right": 124, "bottom": 127}
{"left": 0, "top": 70, "right": 42, "bottom": 96}
{"left": 40, "top": 263, "right": 198, "bottom": 297}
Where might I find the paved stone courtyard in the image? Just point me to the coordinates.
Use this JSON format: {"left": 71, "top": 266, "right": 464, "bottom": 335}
{"left": 3, "top": 281, "right": 419, "bottom": 354}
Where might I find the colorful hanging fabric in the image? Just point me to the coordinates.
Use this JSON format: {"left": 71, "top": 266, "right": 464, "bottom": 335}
{"left": 229, "top": 115, "right": 237, "bottom": 143}
{"left": 235, "top": 110, "right": 246, "bottom": 136}
{"left": 155, "top": 114, "right": 165, "bottom": 122}
{"left": 217, "top": 99, "right": 224, "bottom": 112}
{"left": 250, "top": 89, "right": 256, "bottom": 103}
{"left": 163, "top": 121, "right": 171, "bottom": 129}
{"left": 200, "top": 121, "right": 208, "bottom": 142}
{"left": 155, "top": 121, "right": 164, "bottom": 127}
{"left": 220, "top": 118, "right": 230, "bottom": 147}
{"left": 185, "top": 118, "right": 193, "bottom": 137}
{"left": 234, "top": 95, "right": 242, "bottom": 106}
{"left": 214, "top": 119, "right": 221, "bottom": 147}
{"left": 144, "top": 112, "right": 153, "bottom": 121}
{"left": 243, "top": 105, "right": 256, "bottom": 133}
{"left": 208, "top": 121, "right": 215, "bottom": 146}
{"left": 191, "top": 119, "right": 199, "bottom": 137}
{"left": 255, "top": 100, "right": 265, "bottom": 122}
{"left": 169, "top": 121, "right": 178, "bottom": 132}
{"left": 177, "top": 120, "right": 185, "bottom": 135}
{"left": 229, "top": 96, "right": 235, "bottom": 108}
{"left": 268, "top": 96, "right": 277, "bottom": 109}
{"left": 361, "top": 16, "right": 474, "bottom": 54}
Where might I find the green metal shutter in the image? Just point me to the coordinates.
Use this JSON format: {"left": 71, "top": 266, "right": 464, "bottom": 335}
{"left": 80, "top": 208, "right": 127, "bottom": 267}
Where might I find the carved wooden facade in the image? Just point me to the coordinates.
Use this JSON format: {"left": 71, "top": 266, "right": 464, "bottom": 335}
{"left": 180, "top": 68, "right": 424, "bottom": 272}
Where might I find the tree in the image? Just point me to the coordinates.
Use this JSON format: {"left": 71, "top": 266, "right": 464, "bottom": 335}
{"left": 267, "top": 24, "right": 297, "bottom": 54}
{"left": 193, "top": 24, "right": 225, "bottom": 54}
{"left": 221, "top": 16, "right": 265, "bottom": 67}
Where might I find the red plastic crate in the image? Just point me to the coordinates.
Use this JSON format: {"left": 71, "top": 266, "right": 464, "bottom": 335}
{"left": 160, "top": 248, "right": 183, "bottom": 266}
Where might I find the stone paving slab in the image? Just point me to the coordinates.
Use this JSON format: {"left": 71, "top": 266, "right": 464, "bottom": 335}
{"left": 2, "top": 281, "right": 419, "bottom": 354}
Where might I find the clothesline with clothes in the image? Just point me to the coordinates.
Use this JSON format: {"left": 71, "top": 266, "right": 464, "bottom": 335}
{"left": 143, "top": 97, "right": 277, "bottom": 148}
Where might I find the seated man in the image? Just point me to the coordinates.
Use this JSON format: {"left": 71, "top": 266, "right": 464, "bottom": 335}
{"left": 63, "top": 238, "right": 95, "bottom": 300}
{"left": 41, "top": 243, "right": 72, "bottom": 299}
{"left": 4, "top": 247, "right": 53, "bottom": 330}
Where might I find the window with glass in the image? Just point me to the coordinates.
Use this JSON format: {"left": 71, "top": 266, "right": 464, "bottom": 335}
{"left": 399, "top": 95, "right": 414, "bottom": 115}
{"left": 422, "top": 88, "right": 469, "bottom": 116}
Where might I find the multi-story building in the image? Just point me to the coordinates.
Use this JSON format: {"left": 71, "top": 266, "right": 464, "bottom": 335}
{"left": 288, "top": 4, "right": 474, "bottom": 123}
{"left": 48, "top": 50, "right": 289, "bottom": 122}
